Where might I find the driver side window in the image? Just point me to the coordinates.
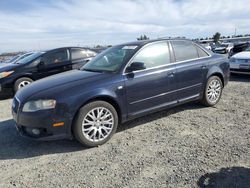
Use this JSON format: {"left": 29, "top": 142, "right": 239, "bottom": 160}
{"left": 42, "top": 49, "right": 69, "bottom": 65}
{"left": 132, "top": 42, "right": 170, "bottom": 69}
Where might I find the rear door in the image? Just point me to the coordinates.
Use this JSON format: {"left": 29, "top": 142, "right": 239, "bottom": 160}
{"left": 124, "top": 42, "right": 177, "bottom": 117}
{"left": 170, "top": 40, "right": 210, "bottom": 102}
{"left": 37, "top": 48, "right": 71, "bottom": 79}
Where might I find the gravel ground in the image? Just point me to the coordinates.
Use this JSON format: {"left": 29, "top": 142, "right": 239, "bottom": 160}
{"left": 0, "top": 74, "right": 249, "bottom": 188}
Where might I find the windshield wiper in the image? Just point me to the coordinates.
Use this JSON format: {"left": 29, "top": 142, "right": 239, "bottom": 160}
{"left": 82, "top": 68, "right": 105, "bottom": 73}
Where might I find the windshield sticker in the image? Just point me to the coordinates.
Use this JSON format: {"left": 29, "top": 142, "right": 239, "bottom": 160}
{"left": 122, "top": 46, "right": 138, "bottom": 50}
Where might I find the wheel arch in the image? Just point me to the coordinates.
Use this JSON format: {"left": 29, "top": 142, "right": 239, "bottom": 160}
{"left": 206, "top": 66, "right": 225, "bottom": 87}
{"left": 207, "top": 72, "right": 224, "bottom": 87}
{"left": 71, "top": 95, "right": 122, "bottom": 134}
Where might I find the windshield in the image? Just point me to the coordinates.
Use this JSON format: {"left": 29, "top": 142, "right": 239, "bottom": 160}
{"left": 15, "top": 52, "right": 43, "bottom": 64}
{"left": 6, "top": 55, "right": 20, "bottom": 63}
{"left": 82, "top": 45, "right": 138, "bottom": 72}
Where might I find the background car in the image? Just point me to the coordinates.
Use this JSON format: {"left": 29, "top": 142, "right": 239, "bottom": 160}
{"left": 0, "top": 47, "right": 96, "bottom": 95}
{"left": 230, "top": 46, "right": 250, "bottom": 74}
{"left": 213, "top": 43, "right": 234, "bottom": 54}
{"left": 200, "top": 43, "right": 212, "bottom": 51}
{"left": 13, "top": 39, "right": 230, "bottom": 147}
{"left": 229, "top": 42, "right": 250, "bottom": 58}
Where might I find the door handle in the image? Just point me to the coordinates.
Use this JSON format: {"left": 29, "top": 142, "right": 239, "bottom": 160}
{"left": 201, "top": 65, "right": 207, "bottom": 69}
{"left": 167, "top": 72, "right": 175, "bottom": 77}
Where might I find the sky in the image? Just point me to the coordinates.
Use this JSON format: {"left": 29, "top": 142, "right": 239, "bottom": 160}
{"left": 0, "top": 0, "right": 250, "bottom": 52}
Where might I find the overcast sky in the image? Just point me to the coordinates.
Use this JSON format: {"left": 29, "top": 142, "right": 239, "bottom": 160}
{"left": 0, "top": 0, "right": 250, "bottom": 52}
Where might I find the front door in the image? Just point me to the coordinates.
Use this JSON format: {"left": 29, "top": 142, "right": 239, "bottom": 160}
{"left": 37, "top": 48, "right": 71, "bottom": 79}
{"left": 124, "top": 42, "right": 177, "bottom": 117}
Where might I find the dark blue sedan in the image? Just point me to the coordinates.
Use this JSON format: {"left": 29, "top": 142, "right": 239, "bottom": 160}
{"left": 12, "top": 39, "right": 230, "bottom": 147}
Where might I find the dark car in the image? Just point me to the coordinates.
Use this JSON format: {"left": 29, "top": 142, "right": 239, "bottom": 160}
{"left": 213, "top": 43, "right": 234, "bottom": 54}
{"left": 0, "top": 47, "right": 96, "bottom": 94}
{"left": 12, "top": 39, "right": 230, "bottom": 147}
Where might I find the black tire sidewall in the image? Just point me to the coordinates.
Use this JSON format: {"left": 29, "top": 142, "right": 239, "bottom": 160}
{"left": 73, "top": 101, "right": 118, "bottom": 147}
{"left": 203, "top": 76, "right": 223, "bottom": 106}
{"left": 14, "top": 77, "right": 33, "bottom": 93}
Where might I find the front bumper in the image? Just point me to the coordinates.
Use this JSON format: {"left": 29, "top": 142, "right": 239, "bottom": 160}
{"left": 0, "top": 80, "right": 13, "bottom": 95}
{"left": 12, "top": 98, "right": 73, "bottom": 141}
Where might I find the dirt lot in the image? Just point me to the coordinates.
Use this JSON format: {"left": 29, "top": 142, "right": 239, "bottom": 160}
{"left": 0, "top": 75, "right": 249, "bottom": 188}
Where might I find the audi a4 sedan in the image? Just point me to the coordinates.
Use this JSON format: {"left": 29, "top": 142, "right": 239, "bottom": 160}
{"left": 12, "top": 39, "right": 230, "bottom": 147}
{"left": 0, "top": 47, "right": 96, "bottom": 95}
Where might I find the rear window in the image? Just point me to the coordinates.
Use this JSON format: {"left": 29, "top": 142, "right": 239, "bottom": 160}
{"left": 71, "top": 48, "right": 88, "bottom": 60}
{"left": 196, "top": 46, "right": 209, "bottom": 58}
{"left": 171, "top": 41, "right": 199, "bottom": 62}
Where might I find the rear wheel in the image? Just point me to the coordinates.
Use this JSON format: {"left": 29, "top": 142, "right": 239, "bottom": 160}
{"left": 14, "top": 77, "right": 33, "bottom": 93}
{"left": 73, "top": 101, "right": 118, "bottom": 147}
{"left": 201, "top": 76, "right": 223, "bottom": 106}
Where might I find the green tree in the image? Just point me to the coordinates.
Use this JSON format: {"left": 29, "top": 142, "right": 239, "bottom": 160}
{"left": 137, "top": 34, "right": 149, "bottom": 41}
{"left": 213, "top": 32, "right": 221, "bottom": 43}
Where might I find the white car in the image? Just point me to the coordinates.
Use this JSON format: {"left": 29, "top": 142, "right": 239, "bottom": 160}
{"left": 230, "top": 47, "right": 250, "bottom": 74}
{"left": 214, "top": 43, "right": 234, "bottom": 54}
{"left": 203, "top": 43, "right": 212, "bottom": 51}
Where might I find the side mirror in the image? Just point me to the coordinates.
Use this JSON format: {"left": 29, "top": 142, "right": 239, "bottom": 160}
{"left": 37, "top": 61, "right": 45, "bottom": 69}
{"left": 126, "top": 62, "right": 146, "bottom": 73}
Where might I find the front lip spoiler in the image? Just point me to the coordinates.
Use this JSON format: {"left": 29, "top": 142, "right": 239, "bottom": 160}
{"left": 16, "top": 128, "right": 72, "bottom": 141}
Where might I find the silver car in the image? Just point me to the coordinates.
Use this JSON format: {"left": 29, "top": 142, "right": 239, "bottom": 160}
{"left": 230, "top": 47, "right": 250, "bottom": 74}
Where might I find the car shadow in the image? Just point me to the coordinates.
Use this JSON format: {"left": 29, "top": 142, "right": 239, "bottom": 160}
{"left": 0, "top": 94, "right": 13, "bottom": 100}
{"left": 0, "top": 102, "right": 206, "bottom": 160}
{"left": 0, "top": 119, "right": 85, "bottom": 160}
{"left": 230, "top": 74, "right": 250, "bottom": 82}
{"left": 197, "top": 166, "right": 250, "bottom": 188}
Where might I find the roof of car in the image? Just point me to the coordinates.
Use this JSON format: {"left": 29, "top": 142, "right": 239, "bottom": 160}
{"left": 118, "top": 38, "right": 192, "bottom": 47}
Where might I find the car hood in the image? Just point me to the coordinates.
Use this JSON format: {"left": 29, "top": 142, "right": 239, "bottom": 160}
{"left": 0, "top": 63, "right": 20, "bottom": 72}
{"left": 232, "top": 51, "right": 250, "bottom": 59}
{"left": 15, "top": 70, "right": 110, "bottom": 102}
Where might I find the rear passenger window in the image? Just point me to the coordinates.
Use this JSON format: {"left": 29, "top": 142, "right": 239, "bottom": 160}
{"left": 132, "top": 42, "right": 170, "bottom": 69}
{"left": 71, "top": 49, "right": 88, "bottom": 60}
{"left": 171, "top": 41, "right": 199, "bottom": 62}
{"left": 196, "top": 46, "right": 209, "bottom": 58}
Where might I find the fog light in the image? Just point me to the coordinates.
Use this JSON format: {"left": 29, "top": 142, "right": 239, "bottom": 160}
{"left": 32, "top": 128, "right": 41, "bottom": 135}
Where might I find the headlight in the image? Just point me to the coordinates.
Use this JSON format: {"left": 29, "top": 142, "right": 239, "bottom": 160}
{"left": 23, "top": 99, "right": 56, "bottom": 112}
{"left": 0, "top": 71, "right": 14, "bottom": 78}
{"left": 229, "top": 58, "right": 236, "bottom": 63}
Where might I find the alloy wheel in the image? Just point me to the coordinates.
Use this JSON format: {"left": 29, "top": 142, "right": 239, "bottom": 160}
{"left": 18, "top": 81, "right": 31, "bottom": 89}
{"left": 207, "top": 79, "right": 221, "bottom": 103}
{"left": 82, "top": 107, "right": 114, "bottom": 142}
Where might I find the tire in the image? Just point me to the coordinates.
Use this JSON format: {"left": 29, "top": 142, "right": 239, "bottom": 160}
{"left": 14, "top": 77, "right": 33, "bottom": 93}
{"left": 201, "top": 76, "right": 223, "bottom": 107}
{"left": 73, "top": 101, "right": 118, "bottom": 147}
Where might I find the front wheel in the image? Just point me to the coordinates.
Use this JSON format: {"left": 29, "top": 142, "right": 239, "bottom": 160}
{"left": 73, "top": 101, "right": 118, "bottom": 147}
{"left": 201, "top": 76, "right": 223, "bottom": 106}
{"left": 14, "top": 77, "right": 33, "bottom": 93}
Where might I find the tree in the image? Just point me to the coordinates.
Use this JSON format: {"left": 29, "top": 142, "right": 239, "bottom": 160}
{"left": 137, "top": 34, "right": 149, "bottom": 41}
{"left": 213, "top": 32, "right": 221, "bottom": 43}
